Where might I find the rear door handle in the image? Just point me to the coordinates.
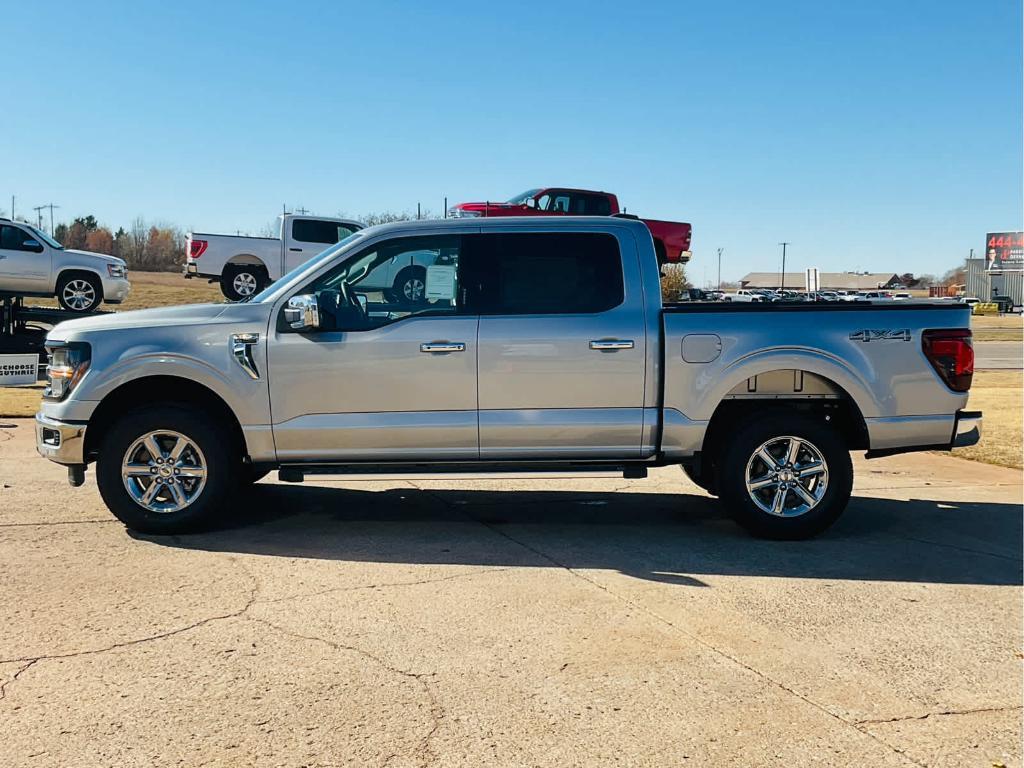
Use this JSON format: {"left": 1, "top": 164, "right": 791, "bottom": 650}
{"left": 420, "top": 342, "right": 466, "bottom": 353}
{"left": 590, "top": 339, "right": 634, "bottom": 351}
{"left": 289, "top": 247, "right": 303, "bottom": 252}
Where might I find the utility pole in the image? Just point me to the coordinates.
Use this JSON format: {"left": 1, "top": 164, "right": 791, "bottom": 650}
{"left": 716, "top": 248, "right": 723, "bottom": 290}
{"left": 778, "top": 242, "right": 790, "bottom": 290}
{"left": 32, "top": 203, "right": 60, "bottom": 233}
{"left": 296, "top": 206, "right": 309, "bottom": 215}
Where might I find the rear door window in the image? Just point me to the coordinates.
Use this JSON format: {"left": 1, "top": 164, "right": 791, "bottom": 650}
{"left": 569, "top": 194, "right": 612, "bottom": 215}
{"left": 292, "top": 219, "right": 355, "bottom": 245}
{"left": 464, "top": 232, "right": 623, "bottom": 315}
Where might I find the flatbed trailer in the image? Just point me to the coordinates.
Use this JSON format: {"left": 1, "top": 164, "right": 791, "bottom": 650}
{"left": 0, "top": 294, "right": 110, "bottom": 377}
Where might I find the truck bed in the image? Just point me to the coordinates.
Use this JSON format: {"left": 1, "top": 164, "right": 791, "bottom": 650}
{"left": 659, "top": 300, "right": 973, "bottom": 457}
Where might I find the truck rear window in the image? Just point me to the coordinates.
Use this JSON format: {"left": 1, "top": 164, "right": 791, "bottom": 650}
{"left": 465, "top": 232, "right": 623, "bottom": 315}
{"left": 292, "top": 219, "right": 356, "bottom": 245}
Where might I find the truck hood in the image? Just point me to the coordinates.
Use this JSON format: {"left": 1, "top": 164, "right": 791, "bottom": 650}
{"left": 63, "top": 249, "right": 127, "bottom": 268}
{"left": 48, "top": 302, "right": 235, "bottom": 338}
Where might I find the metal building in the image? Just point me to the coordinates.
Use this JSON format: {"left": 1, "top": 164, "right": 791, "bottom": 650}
{"left": 965, "top": 258, "right": 1023, "bottom": 306}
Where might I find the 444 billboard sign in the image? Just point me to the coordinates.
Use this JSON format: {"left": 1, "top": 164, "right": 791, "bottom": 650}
{"left": 985, "top": 232, "right": 1023, "bottom": 271}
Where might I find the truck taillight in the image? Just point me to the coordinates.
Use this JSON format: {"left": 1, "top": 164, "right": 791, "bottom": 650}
{"left": 189, "top": 239, "right": 208, "bottom": 259}
{"left": 922, "top": 329, "right": 973, "bottom": 392}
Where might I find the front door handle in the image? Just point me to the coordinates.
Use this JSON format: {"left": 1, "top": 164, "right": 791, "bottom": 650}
{"left": 289, "top": 247, "right": 303, "bottom": 252}
{"left": 590, "top": 339, "right": 634, "bottom": 351}
{"left": 420, "top": 342, "right": 466, "bottom": 353}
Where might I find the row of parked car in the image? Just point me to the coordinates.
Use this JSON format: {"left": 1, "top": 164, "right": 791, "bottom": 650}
{"left": 679, "top": 287, "right": 976, "bottom": 304}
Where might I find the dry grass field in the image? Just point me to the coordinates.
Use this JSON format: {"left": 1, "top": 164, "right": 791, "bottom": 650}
{"left": 952, "top": 370, "right": 1023, "bottom": 469}
{"left": 27, "top": 270, "right": 223, "bottom": 312}
{"left": 4, "top": 277, "right": 1022, "bottom": 469}
{"left": 972, "top": 312, "right": 1023, "bottom": 342}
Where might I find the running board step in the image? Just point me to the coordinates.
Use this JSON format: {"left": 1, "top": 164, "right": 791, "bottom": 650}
{"left": 278, "top": 463, "right": 648, "bottom": 483}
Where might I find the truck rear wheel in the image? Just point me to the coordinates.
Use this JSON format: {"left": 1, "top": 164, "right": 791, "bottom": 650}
{"left": 717, "top": 412, "right": 852, "bottom": 539}
{"left": 96, "top": 405, "right": 238, "bottom": 534}
{"left": 221, "top": 265, "right": 265, "bottom": 301}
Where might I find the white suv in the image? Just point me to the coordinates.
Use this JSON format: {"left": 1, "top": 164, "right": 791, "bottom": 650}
{"left": 0, "top": 219, "right": 130, "bottom": 312}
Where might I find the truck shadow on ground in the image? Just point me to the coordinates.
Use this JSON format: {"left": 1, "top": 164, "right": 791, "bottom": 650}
{"left": 141, "top": 485, "right": 1023, "bottom": 587}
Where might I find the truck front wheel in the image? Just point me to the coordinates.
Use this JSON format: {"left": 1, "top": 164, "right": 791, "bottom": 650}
{"left": 57, "top": 273, "right": 103, "bottom": 312}
{"left": 221, "top": 265, "right": 265, "bottom": 301}
{"left": 717, "top": 413, "right": 852, "bottom": 539}
{"left": 96, "top": 405, "right": 238, "bottom": 534}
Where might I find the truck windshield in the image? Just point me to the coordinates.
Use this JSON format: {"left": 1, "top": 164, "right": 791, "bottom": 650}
{"left": 505, "top": 189, "right": 541, "bottom": 205}
{"left": 26, "top": 225, "right": 64, "bottom": 250}
{"left": 247, "top": 230, "right": 366, "bottom": 303}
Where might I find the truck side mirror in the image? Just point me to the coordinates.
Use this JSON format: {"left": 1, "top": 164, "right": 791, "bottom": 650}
{"left": 22, "top": 238, "right": 43, "bottom": 253}
{"left": 283, "top": 294, "right": 320, "bottom": 331}
{"left": 525, "top": 198, "right": 537, "bottom": 209}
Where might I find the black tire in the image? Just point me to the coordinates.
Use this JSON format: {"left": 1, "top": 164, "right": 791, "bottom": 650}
{"left": 56, "top": 272, "right": 103, "bottom": 313}
{"left": 96, "top": 404, "right": 240, "bottom": 534}
{"left": 717, "top": 412, "right": 852, "bottom": 540}
{"left": 392, "top": 266, "right": 427, "bottom": 305}
{"left": 221, "top": 265, "right": 265, "bottom": 302}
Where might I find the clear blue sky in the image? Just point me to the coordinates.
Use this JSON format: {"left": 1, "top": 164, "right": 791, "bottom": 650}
{"left": 4, "top": 0, "right": 1021, "bottom": 282}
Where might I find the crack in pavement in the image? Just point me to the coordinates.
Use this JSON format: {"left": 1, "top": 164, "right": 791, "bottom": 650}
{"left": 0, "top": 519, "right": 115, "bottom": 528}
{"left": 856, "top": 705, "right": 1024, "bottom": 726}
{"left": 888, "top": 535, "right": 1022, "bottom": 563}
{"left": 465, "top": 517, "right": 931, "bottom": 768}
{"left": 0, "top": 557, "right": 260, "bottom": 680}
{"left": 248, "top": 614, "right": 444, "bottom": 768}
{"left": 254, "top": 566, "right": 518, "bottom": 606}
{"left": 0, "top": 659, "right": 39, "bottom": 701}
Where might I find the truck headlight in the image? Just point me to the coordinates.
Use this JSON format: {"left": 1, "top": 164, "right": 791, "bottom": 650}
{"left": 448, "top": 208, "right": 480, "bottom": 218}
{"left": 107, "top": 264, "right": 127, "bottom": 279}
{"left": 43, "top": 342, "right": 91, "bottom": 401}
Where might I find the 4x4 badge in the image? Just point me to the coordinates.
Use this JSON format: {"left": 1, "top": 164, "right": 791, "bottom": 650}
{"left": 849, "top": 329, "right": 911, "bottom": 342}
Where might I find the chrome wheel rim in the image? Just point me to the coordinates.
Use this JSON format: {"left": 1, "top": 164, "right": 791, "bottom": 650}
{"left": 63, "top": 279, "right": 96, "bottom": 310}
{"left": 403, "top": 277, "right": 424, "bottom": 301}
{"left": 744, "top": 435, "right": 828, "bottom": 517}
{"left": 233, "top": 272, "right": 258, "bottom": 296}
{"left": 122, "top": 430, "right": 208, "bottom": 514}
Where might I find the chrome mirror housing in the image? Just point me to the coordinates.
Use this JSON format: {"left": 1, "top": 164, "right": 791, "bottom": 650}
{"left": 284, "top": 294, "right": 320, "bottom": 331}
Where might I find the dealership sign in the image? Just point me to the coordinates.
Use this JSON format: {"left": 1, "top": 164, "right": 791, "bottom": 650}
{"left": 0, "top": 354, "right": 40, "bottom": 387}
{"left": 985, "top": 232, "right": 1023, "bottom": 271}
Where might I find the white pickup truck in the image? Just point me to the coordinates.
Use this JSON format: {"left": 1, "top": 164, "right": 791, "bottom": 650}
{"left": 722, "top": 289, "right": 767, "bottom": 303}
{"left": 185, "top": 214, "right": 363, "bottom": 301}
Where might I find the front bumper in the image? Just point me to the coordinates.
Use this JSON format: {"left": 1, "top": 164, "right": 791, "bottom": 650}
{"left": 952, "top": 410, "right": 982, "bottom": 448}
{"left": 102, "top": 276, "right": 131, "bottom": 304}
{"left": 35, "top": 413, "right": 87, "bottom": 465}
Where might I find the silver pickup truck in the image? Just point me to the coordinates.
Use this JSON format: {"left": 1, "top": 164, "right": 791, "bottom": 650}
{"left": 35, "top": 217, "right": 981, "bottom": 539}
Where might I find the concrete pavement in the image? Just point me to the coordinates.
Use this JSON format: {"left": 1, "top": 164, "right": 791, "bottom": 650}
{"left": 975, "top": 340, "right": 1023, "bottom": 370}
{"left": 0, "top": 418, "right": 1020, "bottom": 768}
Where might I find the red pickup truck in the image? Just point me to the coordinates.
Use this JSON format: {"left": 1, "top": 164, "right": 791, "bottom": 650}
{"left": 447, "top": 187, "right": 692, "bottom": 264}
